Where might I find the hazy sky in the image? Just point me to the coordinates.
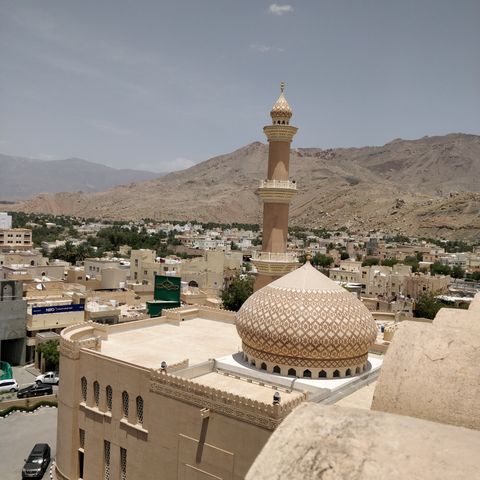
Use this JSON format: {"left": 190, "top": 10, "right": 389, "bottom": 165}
{"left": 1, "top": 1, "right": 479, "bottom": 172}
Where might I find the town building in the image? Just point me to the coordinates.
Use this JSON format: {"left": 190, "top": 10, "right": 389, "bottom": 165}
{"left": 0, "top": 212, "right": 12, "bottom": 229}
{"left": 0, "top": 227, "right": 33, "bottom": 251}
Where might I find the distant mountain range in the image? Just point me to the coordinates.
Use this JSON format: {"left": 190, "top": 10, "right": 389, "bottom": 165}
{"left": 0, "top": 154, "right": 160, "bottom": 200}
{"left": 7, "top": 133, "right": 480, "bottom": 240}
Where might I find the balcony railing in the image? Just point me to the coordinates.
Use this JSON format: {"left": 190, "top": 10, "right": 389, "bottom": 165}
{"left": 251, "top": 251, "right": 298, "bottom": 262}
{"left": 259, "top": 180, "right": 297, "bottom": 190}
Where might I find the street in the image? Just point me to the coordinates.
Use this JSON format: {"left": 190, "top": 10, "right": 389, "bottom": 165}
{"left": 0, "top": 407, "right": 57, "bottom": 479}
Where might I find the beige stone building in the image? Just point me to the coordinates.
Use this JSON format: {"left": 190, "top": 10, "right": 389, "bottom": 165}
{"left": 0, "top": 227, "right": 33, "bottom": 250}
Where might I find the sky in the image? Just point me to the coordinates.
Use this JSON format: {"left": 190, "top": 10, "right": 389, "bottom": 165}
{"left": 1, "top": 0, "right": 479, "bottom": 172}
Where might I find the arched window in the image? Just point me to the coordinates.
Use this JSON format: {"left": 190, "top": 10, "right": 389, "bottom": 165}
{"left": 93, "top": 381, "right": 100, "bottom": 407}
{"left": 355, "top": 367, "right": 361, "bottom": 374}
{"left": 136, "top": 396, "right": 144, "bottom": 425}
{"left": 188, "top": 280, "right": 199, "bottom": 287}
{"left": 273, "top": 365, "right": 281, "bottom": 374}
{"left": 122, "top": 391, "right": 129, "bottom": 418}
{"left": 260, "top": 362, "right": 267, "bottom": 370}
{"left": 80, "top": 377, "right": 87, "bottom": 402}
{"left": 251, "top": 359, "right": 256, "bottom": 366}
{"left": 303, "top": 369, "right": 312, "bottom": 378}
{"left": 345, "top": 368, "right": 352, "bottom": 376}
{"left": 106, "top": 385, "right": 113, "bottom": 412}
{"left": 287, "top": 368, "right": 296, "bottom": 377}
{"left": 319, "top": 370, "right": 327, "bottom": 378}
{"left": 333, "top": 370, "right": 340, "bottom": 378}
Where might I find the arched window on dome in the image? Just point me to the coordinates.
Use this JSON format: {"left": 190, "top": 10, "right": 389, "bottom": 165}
{"left": 319, "top": 370, "right": 327, "bottom": 378}
{"left": 288, "top": 368, "right": 296, "bottom": 377}
{"left": 251, "top": 359, "right": 256, "bottom": 367}
{"left": 355, "top": 367, "right": 361, "bottom": 374}
{"left": 303, "top": 369, "right": 311, "bottom": 378}
{"left": 273, "top": 365, "right": 281, "bottom": 374}
{"left": 333, "top": 370, "right": 340, "bottom": 378}
{"left": 260, "top": 362, "right": 267, "bottom": 370}
{"left": 345, "top": 368, "right": 352, "bottom": 376}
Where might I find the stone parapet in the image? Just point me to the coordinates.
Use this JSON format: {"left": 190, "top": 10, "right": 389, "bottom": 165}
{"left": 149, "top": 370, "right": 307, "bottom": 430}
{"left": 246, "top": 403, "right": 480, "bottom": 480}
{"left": 263, "top": 124, "right": 298, "bottom": 142}
{"left": 258, "top": 180, "right": 298, "bottom": 204}
{"left": 251, "top": 251, "right": 298, "bottom": 276}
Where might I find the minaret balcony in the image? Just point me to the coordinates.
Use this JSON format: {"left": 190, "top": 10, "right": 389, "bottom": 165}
{"left": 258, "top": 180, "right": 298, "bottom": 203}
{"left": 251, "top": 251, "right": 299, "bottom": 275}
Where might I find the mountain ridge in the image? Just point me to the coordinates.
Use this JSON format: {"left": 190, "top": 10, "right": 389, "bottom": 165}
{"left": 0, "top": 153, "right": 161, "bottom": 200}
{"left": 7, "top": 133, "right": 480, "bottom": 240}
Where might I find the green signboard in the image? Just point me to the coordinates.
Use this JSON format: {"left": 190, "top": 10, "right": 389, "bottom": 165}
{"left": 147, "top": 275, "right": 181, "bottom": 317}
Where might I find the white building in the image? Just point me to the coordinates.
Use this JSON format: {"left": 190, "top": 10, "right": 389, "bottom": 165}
{"left": 0, "top": 212, "right": 12, "bottom": 229}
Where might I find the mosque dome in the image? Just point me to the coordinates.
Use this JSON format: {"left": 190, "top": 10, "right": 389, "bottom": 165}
{"left": 270, "top": 82, "right": 292, "bottom": 122}
{"left": 236, "top": 262, "right": 378, "bottom": 379}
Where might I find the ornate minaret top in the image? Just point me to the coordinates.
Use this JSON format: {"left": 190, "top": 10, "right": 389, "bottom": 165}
{"left": 270, "top": 82, "right": 292, "bottom": 124}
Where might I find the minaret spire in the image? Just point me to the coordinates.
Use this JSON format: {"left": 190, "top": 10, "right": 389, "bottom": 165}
{"left": 251, "top": 84, "right": 299, "bottom": 291}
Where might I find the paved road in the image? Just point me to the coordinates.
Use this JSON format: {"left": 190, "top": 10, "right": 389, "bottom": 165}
{"left": 0, "top": 407, "right": 57, "bottom": 479}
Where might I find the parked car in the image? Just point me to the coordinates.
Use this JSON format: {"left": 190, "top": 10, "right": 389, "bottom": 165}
{"left": 0, "top": 378, "right": 19, "bottom": 393}
{"left": 22, "top": 443, "right": 51, "bottom": 479}
{"left": 17, "top": 383, "right": 53, "bottom": 399}
{"left": 35, "top": 371, "right": 59, "bottom": 385}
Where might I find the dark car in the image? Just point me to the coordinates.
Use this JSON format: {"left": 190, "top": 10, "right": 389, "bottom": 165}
{"left": 17, "top": 383, "right": 53, "bottom": 399}
{"left": 22, "top": 443, "right": 51, "bottom": 479}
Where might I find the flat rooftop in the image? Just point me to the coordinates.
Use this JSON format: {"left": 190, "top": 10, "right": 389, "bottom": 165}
{"left": 99, "top": 317, "right": 241, "bottom": 369}
{"left": 191, "top": 371, "right": 304, "bottom": 403}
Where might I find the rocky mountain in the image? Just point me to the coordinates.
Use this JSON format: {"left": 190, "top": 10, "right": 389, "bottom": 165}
{"left": 8, "top": 133, "right": 480, "bottom": 240}
{"left": 0, "top": 154, "right": 159, "bottom": 200}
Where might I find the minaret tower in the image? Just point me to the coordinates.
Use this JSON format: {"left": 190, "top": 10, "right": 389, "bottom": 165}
{"left": 252, "top": 83, "right": 299, "bottom": 291}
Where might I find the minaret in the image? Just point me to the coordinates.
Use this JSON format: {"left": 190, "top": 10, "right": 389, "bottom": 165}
{"left": 252, "top": 83, "right": 299, "bottom": 291}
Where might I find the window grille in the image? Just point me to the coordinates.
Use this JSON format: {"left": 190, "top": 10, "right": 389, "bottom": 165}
{"left": 106, "top": 386, "right": 113, "bottom": 411}
{"left": 103, "top": 440, "right": 110, "bottom": 480}
{"left": 81, "top": 377, "right": 87, "bottom": 402}
{"left": 136, "top": 396, "right": 144, "bottom": 425}
{"left": 122, "top": 391, "right": 129, "bottom": 418}
{"left": 79, "top": 429, "right": 85, "bottom": 449}
{"left": 120, "top": 447, "right": 127, "bottom": 480}
{"left": 93, "top": 381, "right": 100, "bottom": 407}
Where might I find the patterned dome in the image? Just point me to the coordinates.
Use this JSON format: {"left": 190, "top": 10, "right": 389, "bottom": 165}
{"left": 236, "top": 262, "right": 378, "bottom": 378}
{"left": 270, "top": 83, "right": 292, "bottom": 120}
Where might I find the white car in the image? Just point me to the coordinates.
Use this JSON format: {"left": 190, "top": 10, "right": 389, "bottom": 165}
{"left": 35, "top": 371, "right": 59, "bottom": 385}
{"left": 0, "top": 378, "right": 19, "bottom": 393}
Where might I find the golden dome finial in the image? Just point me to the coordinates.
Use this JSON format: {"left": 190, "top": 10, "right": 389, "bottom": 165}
{"left": 270, "top": 82, "right": 292, "bottom": 121}
{"left": 306, "top": 251, "right": 312, "bottom": 262}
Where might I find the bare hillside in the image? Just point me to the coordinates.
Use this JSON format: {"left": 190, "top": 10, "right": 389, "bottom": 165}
{"left": 9, "top": 133, "right": 480, "bottom": 240}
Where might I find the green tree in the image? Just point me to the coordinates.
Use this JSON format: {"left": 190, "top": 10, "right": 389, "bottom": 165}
{"left": 312, "top": 253, "right": 334, "bottom": 268}
{"left": 414, "top": 292, "right": 443, "bottom": 320}
{"left": 467, "top": 271, "right": 480, "bottom": 282}
{"left": 221, "top": 275, "right": 254, "bottom": 311}
{"left": 451, "top": 265, "right": 465, "bottom": 279}
{"left": 381, "top": 258, "right": 398, "bottom": 267}
{"left": 37, "top": 341, "right": 60, "bottom": 371}
{"left": 362, "top": 257, "right": 379, "bottom": 267}
{"left": 430, "top": 262, "right": 452, "bottom": 276}
{"left": 403, "top": 256, "right": 420, "bottom": 272}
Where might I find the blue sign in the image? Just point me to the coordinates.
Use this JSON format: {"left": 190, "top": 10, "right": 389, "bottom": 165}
{"left": 32, "top": 304, "right": 85, "bottom": 315}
